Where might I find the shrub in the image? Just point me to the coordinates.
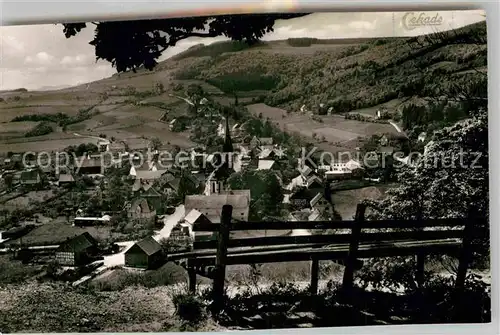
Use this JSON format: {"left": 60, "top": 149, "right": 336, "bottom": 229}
{"left": 25, "top": 122, "right": 53, "bottom": 137}
{"left": 172, "top": 293, "right": 207, "bottom": 324}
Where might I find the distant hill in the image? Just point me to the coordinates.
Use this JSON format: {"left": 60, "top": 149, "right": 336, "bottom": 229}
{"left": 166, "top": 22, "right": 485, "bottom": 112}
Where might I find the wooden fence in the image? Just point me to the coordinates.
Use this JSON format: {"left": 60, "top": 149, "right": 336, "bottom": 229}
{"left": 166, "top": 204, "right": 487, "bottom": 311}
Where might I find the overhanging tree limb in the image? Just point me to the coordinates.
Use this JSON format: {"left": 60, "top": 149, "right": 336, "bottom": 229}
{"left": 60, "top": 13, "right": 311, "bottom": 73}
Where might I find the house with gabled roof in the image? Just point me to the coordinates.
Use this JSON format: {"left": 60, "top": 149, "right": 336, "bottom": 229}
{"left": 184, "top": 209, "right": 212, "bottom": 226}
{"left": 310, "top": 192, "right": 333, "bottom": 214}
{"left": 124, "top": 236, "right": 163, "bottom": 269}
{"left": 55, "top": 232, "right": 99, "bottom": 266}
{"left": 125, "top": 198, "right": 156, "bottom": 223}
{"left": 185, "top": 184, "right": 251, "bottom": 223}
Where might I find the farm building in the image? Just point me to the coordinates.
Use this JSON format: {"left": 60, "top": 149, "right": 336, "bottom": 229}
{"left": 55, "top": 232, "right": 99, "bottom": 266}
{"left": 20, "top": 169, "right": 41, "bottom": 185}
{"left": 124, "top": 236, "right": 163, "bottom": 269}
{"left": 125, "top": 198, "right": 156, "bottom": 223}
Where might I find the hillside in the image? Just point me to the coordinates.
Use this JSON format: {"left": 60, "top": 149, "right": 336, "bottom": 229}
{"left": 166, "top": 21, "right": 486, "bottom": 127}
{"left": 0, "top": 21, "right": 486, "bottom": 155}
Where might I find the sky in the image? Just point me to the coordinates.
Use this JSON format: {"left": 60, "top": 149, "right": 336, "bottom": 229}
{"left": 0, "top": 10, "right": 486, "bottom": 91}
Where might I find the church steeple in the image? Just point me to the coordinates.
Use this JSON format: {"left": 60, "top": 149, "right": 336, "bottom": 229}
{"left": 215, "top": 109, "right": 234, "bottom": 182}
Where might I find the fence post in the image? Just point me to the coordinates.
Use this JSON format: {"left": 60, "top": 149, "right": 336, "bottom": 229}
{"left": 187, "top": 259, "right": 196, "bottom": 293}
{"left": 342, "top": 203, "right": 366, "bottom": 294}
{"left": 212, "top": 204, "right": 232, "bottom": 312}
{"left": 455, "top": 207, "right": 478, "bottom": 294}
{"left": 415, "top": 210, "right": 425, "bottom": 290}
{"left": 310, "top": 259, "right": 319, "bottom": 294}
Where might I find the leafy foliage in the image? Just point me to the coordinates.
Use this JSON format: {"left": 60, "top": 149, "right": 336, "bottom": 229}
{"left": 172, "top": 292, "right": 207, "bottom": 324}
{"left": 61, "top": 14, "right": 309, "bottom": 72}
{"left": 25, "top": 122, "right": 53, "bottom": 137}
{"left": 227, "top": 170, "right": 283, "bottom": 221}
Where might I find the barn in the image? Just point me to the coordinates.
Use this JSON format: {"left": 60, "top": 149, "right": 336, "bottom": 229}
{"left": 55, "top": 232, "right": 99, "bottom": 266}
{"left": 124, "top": 236, "right": 163, "bottom": 269}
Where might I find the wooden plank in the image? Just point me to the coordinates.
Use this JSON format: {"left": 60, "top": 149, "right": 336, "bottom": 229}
{"left": 187, "top": 259, "right": 196, "bottom": 293}
{"left": 310, "top": 259, "right": 319, "bottom": 294}
{"left": 342, "top": 204, "right": 365, "bottom": 292}
{"left": 193, "top": 229, "right": 465, "bottom": 250}
{"left": 189, "top": 239, "right": 462, "bottom": 266}
{"left": 416, "top": 252, "right": 426, "bottom": 289}
{"left": 212, "top": 204, "right": 232, "bottom": 312}
{"left": 167, "top": 242, "right": 330, "bottom": 261}
{"left": 455, "top": 207, "right": 478, "bottom": 293}
{"left": 192, "top": 218, "right": 483, "bottom": 232}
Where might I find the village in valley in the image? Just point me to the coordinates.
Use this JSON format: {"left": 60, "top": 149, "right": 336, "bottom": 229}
{"left": 0, "top": 82, "right": 404, "bottom": 279}
{"left": 0, "top": 11, "right": 490, "bottom": 333}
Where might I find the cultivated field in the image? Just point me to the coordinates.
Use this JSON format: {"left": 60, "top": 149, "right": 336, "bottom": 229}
{"left": 332, "top": 185, "right": 395, "bottom": 220}
{"left": 247, "top": 103, "right": 399, "bottom": 152}
{"left": 4, "top": 220, "right": 129, "bottom": 247}
{"left": 1, "top": 190, "right": 56, "bottom": 212}
{"left": 0, "top": 136, "right": 95, "bottom": 153}
{"left": 0, "top": 121, "right": 40, "bottom": 139}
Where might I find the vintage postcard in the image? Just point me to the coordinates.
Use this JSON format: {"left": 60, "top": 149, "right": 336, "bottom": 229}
{"left": 0, "top": 9, "right": 489, "bottom": 332}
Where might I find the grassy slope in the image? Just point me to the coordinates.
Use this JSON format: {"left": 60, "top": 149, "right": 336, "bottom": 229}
{"left": 0, "top": 22, "right": 485, "bottom": 154}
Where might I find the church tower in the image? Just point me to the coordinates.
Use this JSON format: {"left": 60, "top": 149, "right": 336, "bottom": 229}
{"left": 214, "top": 109, "right": 234, "bottom": 183}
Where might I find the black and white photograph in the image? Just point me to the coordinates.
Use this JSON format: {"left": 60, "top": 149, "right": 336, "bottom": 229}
{"left": 0, "top": 9, "right": 490, "bottom": 332}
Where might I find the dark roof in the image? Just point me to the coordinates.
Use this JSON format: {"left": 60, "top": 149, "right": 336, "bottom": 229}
{"left": 81, "top": 157, "right": 102, "bottom": 168}
{"left": 142, "top": 187, "right": 161, "bottom": 197}
{"left": 127, "top": 236, "right": 162, "bottom": 256}
{"left": 128, "top": 198, "right": 152, "bottom": 214}
{"left": 306, "top": 176, "right": 323, "bottom": 188}
{"left": 57, "top": 232, "right": 98, "bottom": 253}
{"left": 20, "top": 169, "right": 40, "bottom": 181}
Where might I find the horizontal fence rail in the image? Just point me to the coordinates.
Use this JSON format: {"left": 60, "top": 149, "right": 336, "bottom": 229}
{"left": 192, "top": 217, "right": 487, "bottom": 232}
{"left": 187, "top": 239, "right": 464, "bottom": 266}
{"left": 193, "top": 229, "right": 482, "bottom": 250}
